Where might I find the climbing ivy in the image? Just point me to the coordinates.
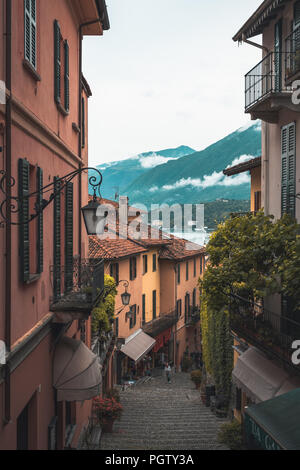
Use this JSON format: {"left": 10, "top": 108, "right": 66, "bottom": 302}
{"left": 199, "top": 211, "right": 299, "bottom": 402}
{"left": 91, "top": 275, "right": 117, "bottom": 335}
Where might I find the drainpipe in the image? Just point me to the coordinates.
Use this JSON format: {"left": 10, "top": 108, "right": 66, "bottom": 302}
{"left": 4, "top": 0, "right": 12, "bottom": 425}
{"left": 78, "top": 19, "right": 102, "bottom": 261}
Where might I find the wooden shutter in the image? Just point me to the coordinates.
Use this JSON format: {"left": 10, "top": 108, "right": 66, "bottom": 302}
{"left": 115, "top": 318, "right": 119, "bottom": 337}
{"left": 65, "top": 182, "right": 73, "bottom": 292}
{"left": 18, "top": 159, "right": 30, "bottom": 282}
{"left": 294, "top": 1, "right": 300, "bottom": 27}
{"left": 115, "top": 263, "right": 119, "bottom": 284}
{"left": 54, "top": 20, "right": 61, "bottom": 104}
{"left": 152, "top": 290, "right": 156, "bottom": 319}
{"left": 53, "top": 177, "right": 61, "bottom": 299}
{"left": 142, "top": 294, "right": 146, "bottom": 324}
{"left": 281, "top": 123, "right": 296, "bottom": 217}
{"left": 274, "top": 20, "right": 282, "bottom": 92}
{"left": 64, "top": 40, "right": 70, "bottom": 112}
{"left": 81, "top": 97, "right": 85, "bottom": 148}
{"left": 186, "top": 261, "right": 189, "bottom": 280}
{"left": 24, "top": 0, "right": 36, "bottom": 69}
{"left": 37, "top": 167, "right": 43, "bottom": 274}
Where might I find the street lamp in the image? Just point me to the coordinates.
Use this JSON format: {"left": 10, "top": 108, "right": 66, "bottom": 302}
{"left": 0, "top": 167, "right": 105, "bottom": 235}
{"left": 120, "top": 281, "right": 131, "bottom": 306}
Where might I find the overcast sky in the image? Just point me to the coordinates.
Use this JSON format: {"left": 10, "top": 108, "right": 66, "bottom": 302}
{"left": 83, "top": 0, "right": 262, "bottom": 166}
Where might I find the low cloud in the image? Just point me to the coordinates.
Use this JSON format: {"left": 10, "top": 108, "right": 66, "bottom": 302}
{"left": 140, "top": 153, "right": 180, "bottom": 169}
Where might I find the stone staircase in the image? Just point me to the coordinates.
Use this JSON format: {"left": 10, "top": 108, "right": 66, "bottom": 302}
{"left": 100, "top": 373, "right": 229, "bottom": 450}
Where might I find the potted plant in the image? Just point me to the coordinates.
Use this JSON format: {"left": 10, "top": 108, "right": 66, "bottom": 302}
{"left": 190, "top": 370, "right": 202, "bottom": 389}
{"left": 93, "top": 396, "right": 123, "bottom": 433}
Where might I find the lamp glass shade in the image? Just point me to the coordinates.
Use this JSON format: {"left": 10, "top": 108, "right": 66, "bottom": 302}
{"left": 81, "top": 200, "right": 106, "bottom": 236}
{"left": 121, "top": 290, "right": 131, "bottom": 306}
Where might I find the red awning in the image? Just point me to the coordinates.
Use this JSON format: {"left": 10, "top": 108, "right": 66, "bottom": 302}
{"left": 153, "top": 328, "right": 172, "bottom": 353}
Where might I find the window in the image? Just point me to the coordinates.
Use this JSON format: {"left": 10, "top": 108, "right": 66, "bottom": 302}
{"left": 54, "top": 20, "right": 70, "bottom": 113}
{"left": 129, "top": 305, "right": 137, "bottom": 329}
{"left": 192, "top": 288, "right": 197, "bottom": 309}
{"left": 115, "top": 317, "right": 119, "bottom": 337}
{"left": 152, "top": 290, "right": 157, "bottom": 319}
{"left": 186, "top": 261, "right": 189, "bottom": 281}
{"left": 176, "top": 299, "right": 182, "bottom": 318}
{"left": 24, "top": 0, "right": 37, "bottom": 69}
{"left": 17, "top": 403, "right": 29, "bottom": 450}
{"left": 200, "top": 255, "right": 203, "bottom": 275}
{"left": 129, "top": 256, "right": 137, "bottom": 280}
{"left": 110, "top": 263, "right": 119, "bottom": 284}
{"left": 152, "top": 254, "right": 157, "bottom": 272}
{"left": 185, "top": 293, "right": 190, "bottom": 324}
{"left": 143, "top": 255, "right": 148, "bottom": 274}
{"left": 254, "top": 191, "right": 261, "bottom": 212}
{"left": 177, "top": 264, "right": 181, "bottom": 285}
{"left": 236, "top": 388, "right": 242, "bottom": 412}
{"left": 142, "top": 294, "right": 146, "bottom": 325}
{"left": 281, "top": 123, "right": 296, "bottom": 218}
{"left": 193, "top": 258, "right": 196, "bottom": 277}
{"left": 18, "top": 159, "right": 43, "bottom": 283}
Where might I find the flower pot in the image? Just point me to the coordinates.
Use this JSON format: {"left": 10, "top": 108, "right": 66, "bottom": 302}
{"left": 102, "top": 417, "right": 116, "bottom": 433}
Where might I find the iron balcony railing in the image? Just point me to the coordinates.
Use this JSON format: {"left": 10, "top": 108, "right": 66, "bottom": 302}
{"left": 185, "top": 306, "right": 200, "bottom": 326}
{"left": 285, "top": 24, "right": 300, "bottom": 81}
{"left": 245, "top": 51, "right": 293, "bottom": 110}
{"left": 50, "top": 257, "right": 104, "bottom": 313}
{"left": 230, "top": 294, "right": 300, "bottom": 372}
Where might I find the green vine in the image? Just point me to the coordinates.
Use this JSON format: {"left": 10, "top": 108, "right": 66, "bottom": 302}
{"left": 199, "top": 211, "right": 299, "bottom": 403}
{"left": 91, "top": 275, "right": 117, "bottom": 335}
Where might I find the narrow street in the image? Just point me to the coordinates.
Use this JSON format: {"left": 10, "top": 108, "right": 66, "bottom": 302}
{"left": 100, "top": 372, "right": 229, "bottom": 450}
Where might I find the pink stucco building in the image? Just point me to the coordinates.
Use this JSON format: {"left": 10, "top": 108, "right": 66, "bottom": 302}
{"left": 0, "top": 0, "right": 109, "bottom": 450}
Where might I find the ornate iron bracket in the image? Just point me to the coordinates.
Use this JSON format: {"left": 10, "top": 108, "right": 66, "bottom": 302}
{"left": 0, "top": 167, "right": 102, "bottom": 226}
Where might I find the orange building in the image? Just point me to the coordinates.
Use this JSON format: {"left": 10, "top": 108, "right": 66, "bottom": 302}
{"left": 0, "top": 0, "right": 109, "bottom": 450}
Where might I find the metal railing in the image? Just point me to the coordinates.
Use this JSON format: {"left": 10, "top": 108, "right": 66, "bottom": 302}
{"left": 185, "top": 306, "right": 200, "bottom": 326}
{"left": 50, "top": 258, "right": 104, "bottom": 309}
{"left": 285, "top": 24, "right": 300, "bottom": 80}
{"left": 245, "top": 51, "right": 292, "bottom": 110}
{"left": 230, "top": 294, "right": 300, "bottom": 370}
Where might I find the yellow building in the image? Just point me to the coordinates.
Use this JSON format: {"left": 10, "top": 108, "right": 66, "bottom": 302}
{"left": 141, "top": 248, "right": 161, "bottom": 324}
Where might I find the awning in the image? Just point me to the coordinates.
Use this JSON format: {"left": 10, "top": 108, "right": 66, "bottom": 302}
{"left": 245, "top": 389, "right": 300, "bottom": 450}
{"left": 53, "top": 337, "right": 102, "bottom": 402}
{"left": 121, "top": 329, "right": 156, "bottom": 363}
{"left": 232, "top": 347, "right": 300, "bottom": 403}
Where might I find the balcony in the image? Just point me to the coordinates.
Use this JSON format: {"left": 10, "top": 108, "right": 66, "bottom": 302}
{"left": 185, "top": 306, "right": 200, "bottom": 326}
{"left": 50, "top": 258, "right": 104, "bottom": 323}
{"left": 142, "top": 309, "right": 178, "bottom": 337}
{"left": 285, "top": 24, "right": 300, "bottom": 83}
{"left": 245, "top": 51, "right": 294, "bottom": 123}
{"left": 230, "top": 295, "right": 300, "bottom": 373}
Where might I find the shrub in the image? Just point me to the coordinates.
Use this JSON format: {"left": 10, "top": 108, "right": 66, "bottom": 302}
{"left": 106, "top": 388, "right": 121, "bottom": 403}
{"left": 190, "top": 370, "right": 202, "bottom": 384}
{"left": 93, "top": 396, "right": 123, "bottom": 422}
{"left": 217, "top": 420, "right": 244, "bottom": 450}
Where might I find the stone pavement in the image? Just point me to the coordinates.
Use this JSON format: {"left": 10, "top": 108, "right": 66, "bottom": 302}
{"left": 100, "top": 372, "right": 229, "bottom": 450}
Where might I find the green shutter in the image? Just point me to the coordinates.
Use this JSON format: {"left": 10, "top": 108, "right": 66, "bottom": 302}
{"left": 65, "top": 182, "right": 73, "bottom": 292}
{"left": 281, "top": 123, "right": 296, "bottom": 217}
{"left": 53, "top": 177, "right": 61, "bottom": 299}
{"left": 37, "top": 167, "right": 43, "bottom": 274}
{"left": 274, "top": 20, "right": 282, "bottom": 92}
{"left": 18, "top": 159, "right": 30, "bottom": 282}
{"left": 81, "top": 97, "right": 85, "bottom": 148}
{"left": 64, "top": 40, "right": 69, "bottom": 112}
{"left": 54, "top": 20, "right": 61, "bottom": 104}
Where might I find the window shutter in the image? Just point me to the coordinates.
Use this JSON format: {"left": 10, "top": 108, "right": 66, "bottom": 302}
{"left": 142, "top": 294, "right": 146, "bottom": 324}
{"left": 18, "top": 158, "right": 30, "bottom": 282}
{"left": 81, "top": 97, "right": 85, "bottom": 148}
{"left": 281, "top": 123, "right": 296, "bottom": 217}
{"left": 53, "top": 177, "right": 61, "bottom": 299}
{"left": 24, "top": 0, "right": 36, "bottom": 69}
{"left": 115, "top": 318, "right": 119, "bottom": 337}
{"left": 65, "top": 182, "right": 73, "bottom": 292}
{"left": 37, "top": 167, "right": 43, "bottom": 274}
{"left": 116, "top": 263, "right": 119, "bottom": 284}
{"left": 54, "top": 20, "right": 61, "bottom": 104}
{"left": 294, "top": 1, "right": 300, "bottom": 27}
{"left": 64, "top": 40, "right": 69, "bottom": 112}
{"left": 274, "top": 20, "right": 282, "bottom": 92}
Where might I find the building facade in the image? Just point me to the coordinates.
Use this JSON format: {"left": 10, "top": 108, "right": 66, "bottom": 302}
{"left": 232, "top": 0, "right": 300, "bottom": 445}
{"left": 0, "top": 0, "right": 109, "bottom": 450}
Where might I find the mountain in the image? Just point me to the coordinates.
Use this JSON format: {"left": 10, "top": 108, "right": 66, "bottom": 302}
{"left": 123, "top": 121, "right": 261, "bottom": 208}
{"left": 89, "top": 145, "right": 195, "bottom": 200}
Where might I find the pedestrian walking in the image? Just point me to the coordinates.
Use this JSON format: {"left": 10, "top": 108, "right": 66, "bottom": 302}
{"left": 165, "top": 362, "right": 171, "bottom": 383}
